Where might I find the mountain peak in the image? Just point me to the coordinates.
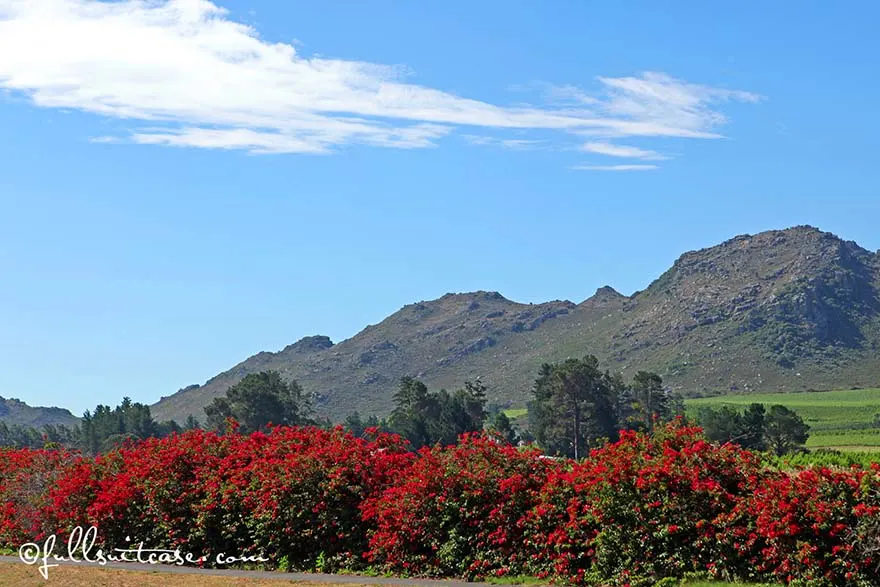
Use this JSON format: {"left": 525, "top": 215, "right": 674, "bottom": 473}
{"left": 661, "top": 225, "right": 857, "bottom": 283}
{"left": 398, "top": 291, "right": 516, "bottom": 316}
{"left": 596, "top": 285, "right": 624, "bottom": 298}
{"left": 281, "top": 335, "right": 334, "bottom": 354}
{"left": 581, "top": 285, "right": 626, "bottom": 306}
{"left": 0, "top": 397, "right": 79, "bottom": 428}
{"left": 436, "top": 291, "right": 509, "bottom": 303}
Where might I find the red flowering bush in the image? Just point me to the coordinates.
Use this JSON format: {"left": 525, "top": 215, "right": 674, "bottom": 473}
{"left": 37, "top": 426, "right": 412, "bottom": 571}
{"left": 206, "top": 426, "right": 413, "bottom": 571}
{"left": 0, "top": 448, "right": 79, "bottom": 545}
{"left": 3, "top": 421, "right": 879, "bottom": 586}
{"left": 363, "top": 434, "right": 555, "bottom": 578}
{"left": 85, "top": 430, "right": 231, "bottom": 554}
{"left": 717, "top": 463, "right": 880, "bottom": 586}
{"left": 522, "top": 421, "right": 767, "bottom": 586}
{"left": 42, "top": 456, "right": 101, "bottom": 539}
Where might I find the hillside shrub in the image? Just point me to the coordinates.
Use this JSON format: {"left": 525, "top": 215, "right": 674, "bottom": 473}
{"left": 363, "top": 434, "right": 554, "bottom": 578}
{"left": 717, "top": 464, "right": 880, "bottom": 586}
{"left": 219, "top": 426, "right": 412, "bottom": 571}
{"left": 0, "top": 448, "right": 78, "bottom": 545}
{"left": 2, "top": 421, "right": 879, "bottom": 585}
{"left": 20, "top": 427, "right": 412, "bottom": 571}
{"left": 522, "top": 421, "right": 768, "bottom": 586}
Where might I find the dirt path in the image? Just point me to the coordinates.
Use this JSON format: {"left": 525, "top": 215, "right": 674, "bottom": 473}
{"left": 0, "top": 556, "right": 519, "bottom": 586}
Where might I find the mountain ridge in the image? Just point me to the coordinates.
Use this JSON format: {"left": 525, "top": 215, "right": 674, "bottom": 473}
{"left": 0, "top": 396, "right": 80, "bottom": 428}
{"left": 146, "top": 225, "right": 880, "bottom": 424}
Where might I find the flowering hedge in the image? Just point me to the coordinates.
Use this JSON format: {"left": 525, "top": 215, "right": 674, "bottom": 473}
{"left": 363, "top": 433, "right": 552, "bottom": 578}
{"left": 0, "top": 447, "right": 78, "bottom": 545}
{"left": 520, "top": 424, "right": 770, "bottom": 586}
{"left": 716, "top": 464, "right": 880, "bottom": 586}
{"left": 2, "top": 422, "right": 879, "bottom": 586}
{"left": 5, "top": 427, "right": 412, "bottom": 572}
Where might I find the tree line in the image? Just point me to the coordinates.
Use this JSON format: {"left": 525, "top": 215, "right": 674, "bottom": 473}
{"left": 696, "top": 402, "right": 810, "bottom": 456}
{"left": 0, "top": 397, "right": 188, "bottom": 453}
{"left": 0, "top": 355, "right": 811, "bottom": 457}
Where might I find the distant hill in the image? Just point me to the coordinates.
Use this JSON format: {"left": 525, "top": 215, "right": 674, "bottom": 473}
{"left": 0, "top": 396, "right": 79, "bottom": 428}
{"left": 151, "top": 225, "right": 880, "bottom": 424}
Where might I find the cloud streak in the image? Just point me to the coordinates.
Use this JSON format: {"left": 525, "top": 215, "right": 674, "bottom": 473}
{"left": 0, "top": 0, "right": 761, "bottom": 157}
{"left": 463, "top": 135, "right": 545, "bottom": 150}
{"left": 572, "top": 164, "right": 659, "bottom": 172}
{"left": 580, "top": 142, "right": 668, "bottom": 160}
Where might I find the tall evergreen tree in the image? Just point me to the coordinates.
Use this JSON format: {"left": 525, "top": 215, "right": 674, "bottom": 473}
{"left": 389, "top": 377, "right": 434, "bottom": 449}
{"left": 528, "top": 355, "right": 619, "bottom": 459}
{"left": 68, "top": 397, "right": 176, "bottom": 454}
{"left": 740, "top": 403, "right": 767, "bottom": 451}
{"left": 488, "top": 411, "right": 519, "bottom": 445}
{"left": 698, "top": 405, "right": 747, "bottom": 446}
{"left": 628, "top": 371, "right": 671, "bottom": 431}
{"left": 204, "top": 371, "right": 313, "bottom": 434}
{"left": 765, "top": 404, "right": 810, "bottom": 456}
{"left": 388, "top": 377, "right": 487, "bottom": 449}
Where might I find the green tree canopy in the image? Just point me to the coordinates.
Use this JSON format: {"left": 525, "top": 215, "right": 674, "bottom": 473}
{"left": 764, "top": 404, "right": 810, "bottom": 456}
{"left": 621, "top": 370, "right": 680, "bottom": 431}
{"left": 699, "top": 402, "right": 805, "bottom": 454}
{"left": 204, "top": 370, "right": 313, "bottom": 434}
{"left": 527, "top": 355, "right": 619, "bottom": 459}
{"left": 343, "top": 410, "right": 382, "bottom": 438}
{"left": 740, "top": 402, "right": 768, "bottom": 451}
{"left": 487, "top": 411, "right": 519, "bottom": 445}
{"left": 75, "top": 397, "right": 179, "bottom": 454}
{"left": 388, "top": 377, "right": 487, "bottom": 449}
{"left": 698, "top": 403, "right": 767, "bottom": 451}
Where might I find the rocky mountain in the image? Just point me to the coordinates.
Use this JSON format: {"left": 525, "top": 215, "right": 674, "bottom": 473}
{"left": 151, "top": 226, "right": 880, "bottom": 424}
{"left": 0, "top": 397, "right": 79, "bottom": 428}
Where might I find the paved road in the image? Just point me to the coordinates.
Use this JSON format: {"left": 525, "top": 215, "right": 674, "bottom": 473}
{"left": 0, "top": 555, "right": 522, "bottom": 586}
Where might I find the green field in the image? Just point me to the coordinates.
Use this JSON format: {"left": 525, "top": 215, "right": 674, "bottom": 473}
{"left": 503, "top": 407, "right": 528, "bottom": 419}
{"left": 686, "top": 388, "right": 880, "bottom": 452}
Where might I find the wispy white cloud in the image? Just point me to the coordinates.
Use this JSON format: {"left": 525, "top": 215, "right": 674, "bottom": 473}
{"left": 463, "top": 135, "right": 545, "bottom": 150}
{"left": 572, "top": 164, "right": 659, "bottom": 172}
{"left": 501, "top": 139, "right": 545, "bottom": 150}
{"left": 0, "top": 0, "right": 761, "bottom": 156}
{"left": 462, "top": 135, "right": 495, "bottom": 146}
{"left": 580, "top": 141, "right": 668, "bottom": 160}
{"left": 594, "top": 72, "right": 761, "bottom": 139}
{"left": 533, "top": 82, "right": 600, "bottom": 107}
{"left": 127, "top": 123, "right": 450, "bottom": 154}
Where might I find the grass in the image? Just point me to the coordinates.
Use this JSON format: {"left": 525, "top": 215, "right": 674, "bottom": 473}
{"left": 805, "top": 427, "right": 880, "bottom": 449}
{"left": 686, "top": 387, "right": 880, "bottom": 455}
{"left": 687, "top": 387, "right": 880, "bottom": 431}
{"left": 820, "top": 445, "right": 880, "bottom": 452}
{"left": 502, "top": 408, "right": 528, "bottom": 419}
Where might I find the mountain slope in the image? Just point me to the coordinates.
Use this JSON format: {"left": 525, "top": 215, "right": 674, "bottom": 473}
{"left": 0, "top": 397, "right": 80, "bottom": 428}
{"left": 151, "top": 226, "right": 880, "bottom": 424}
{"left": 152, "top": 293, "right": 576, "bottom": 422}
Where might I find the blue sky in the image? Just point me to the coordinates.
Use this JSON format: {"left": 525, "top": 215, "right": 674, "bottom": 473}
{"left": 1, "top": 1, "right": 879, "bottom": 415}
